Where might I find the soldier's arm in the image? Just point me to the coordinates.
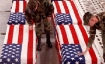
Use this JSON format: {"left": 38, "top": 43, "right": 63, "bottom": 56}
{"left": 78, "top": 27, "right": 96, "bottom": 56}
{"left": 46, "top": 4, "right": 54, "bottom": 22}
{"left": 27, "top": 19, "right": 33, "bottom": 25}
{"left": 47, "top": 4, "right": 54, "bottom": 17}
{"left": 25, "top": 11, "right": 33, "bottom": 25}
{"left": 25, "top": 10, "right": 33, "bottom": 30}
{"left": 87, "top": 27, "right": 96, "bottom": 48}
{"left": 25, "top": 5, "right": 34, "bottom": 25}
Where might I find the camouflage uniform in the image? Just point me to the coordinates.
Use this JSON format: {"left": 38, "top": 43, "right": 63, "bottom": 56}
{"left": 25, "top": 0, "right": 54, "bottom": 51}
{"left": 83, "top": 12, "right": 105, "bottom": 61}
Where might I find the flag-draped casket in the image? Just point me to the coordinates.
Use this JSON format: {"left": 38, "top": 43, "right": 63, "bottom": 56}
{"left": 55, "top": 25, "right": 101, "bottom": 64}
{"left": 0, "top": 1, "right": 37, "bottom": 64}
{"left": 0, "top": 25, "right": 36, "bottom": 64}
{"left": 52, "top": 0, "right": 102, "bottom": 64}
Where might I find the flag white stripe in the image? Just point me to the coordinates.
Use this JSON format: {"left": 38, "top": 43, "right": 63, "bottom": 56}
{"left": 58, "top": 1, "right": 65, "bottom": 13}
{"left": 4, "top": 25, "right": 9, "bottom": 44}
{"left": 73, "top": 0, "right": 84, "bottom": 18}
{"left": 70, "top": 1, "right": 83, "bottom": 23}
{"left": 66, "top": 1, "right": 78, "bottom": 24}
{"left": 33, "top": 25, "right": 36, "bottom": 64}
{"left": 12, "top": 25, "right": 19, "bottom": 44}
{"left": 19, "top": 1, "right": 24, "bottom": 12}
{"left": 64, "top": 25, "right": 74, "bottom": 44}
{"left": 11, "top": 1, "right": 28, "bottom": 12}
{"left": 73, "top": 25, "right": 92, "bottom": 64}
{"left": 83, "top": 26, "right": 102, "bottom": 64}
{"left": 92, "top": 44, "right": 101, "bottom": 64}
{"left": 56, "top": 25, "right": 64, "bottom": 44}
{"left": 52, "top": 2, "right": 57, "bottom": 14}
{"left": 53, "top": 1, "right": 83, "bottom": 24}
{"left": 21, "top": 25, "right": 29, "bottom": 64}
{"left": 56, "top": 25, "right": 101, "bottom": 64}
{"left": 11, "top": 1, "right": 16, "bottom": 12}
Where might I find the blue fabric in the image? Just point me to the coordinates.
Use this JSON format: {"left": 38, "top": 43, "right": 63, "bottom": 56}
{"left": 0, "top": 44, "right": 22, "bottom": 64}
{"left": 55, "top": 13, "right": 72, "bottom": 25}
{"left": 61, "top": 44, "right": 85, "bottom": 64}
{"left": 8, "top": 12, "right": 26, "bottom": 25}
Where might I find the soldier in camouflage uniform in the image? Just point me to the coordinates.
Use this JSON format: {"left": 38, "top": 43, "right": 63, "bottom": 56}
{"left": 78, "top": 12, "right": 105, "bottom": 62}
{"left": 25, "top": 0, "right": 54, "bottom": 51}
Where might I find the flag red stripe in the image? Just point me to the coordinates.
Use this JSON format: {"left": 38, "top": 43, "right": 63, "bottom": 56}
{"left": 69, "top": 1, "right": 82, "bottom": 24}
{"left": 69, "top": 1, "right": 97, "bottom": 64}
{"left": 79, "top": 25, "right": 98, "bottom": 64}
{"left": 54, "top": 1, "right": 61, "bottom": 13}
{"left": 7, "top": 25, "right": 14, "bottom": 44}
{"left": 27, "top": 29, "right": 33, "bottom": 64}
{"left": 56, "top": 32, "right": 61, "bottom": 49}
{"left": 69, "top": 25, "right": 79, "bottom": 44}
{"left": 18, "top": 25, "right": 23, "bottom": 44}
{"left": 56, "top": 1, "right": 79, "bottom": 44}
{"left": 62, "top": 1, "right": 69, "bottom": 14}
{"left": 23, "top": 1, "right": 27, "bottom": 12}
{"left": 55, "top": 32, "right": 61, "bottom": 51}
{"left": 59, "top": 25, "right": 69, "bottom": 44}
{"left": 15, "top": 1, "right": 19, "bottom": 12}
{"left": 89, "top": 48, "right": 98, "bottom": 63}
{"left": 78, "top": 25, "right": 88, "bottom": 44}
{"left": 55, "top": 0, "right": 79, "bottom": 55}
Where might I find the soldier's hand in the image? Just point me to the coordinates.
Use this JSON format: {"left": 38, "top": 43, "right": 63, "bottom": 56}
{"left": 29, "top": 25, "right": 33, "bottom": 30}
{"left": 78, "top": 52, "right": 86, "bottom": 56}
{"left": 78, "top": 47, "right": 89, "bottom": 56}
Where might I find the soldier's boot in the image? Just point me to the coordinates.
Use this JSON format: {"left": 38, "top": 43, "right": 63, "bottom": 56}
{"left": 46, "top": 31, "right": 52, "bottom": 48}
{"left": 36, "top": 37, "right": 41, "bottom": 51}
{"left": 103, "top": 53, "right": 105, "bottom": 62}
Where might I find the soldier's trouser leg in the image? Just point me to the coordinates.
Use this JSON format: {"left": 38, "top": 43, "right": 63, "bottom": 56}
{"left": 35, "top": 23, "right": 42, "bottom": 51}
{"left": 102, "top": 30, "right": 105, "bottom": 62}
{"left": 45, "top": 30, "right": 52, "bottom": 48}
{"left": 44, "top": 19, "right": 52, "bottom": 48}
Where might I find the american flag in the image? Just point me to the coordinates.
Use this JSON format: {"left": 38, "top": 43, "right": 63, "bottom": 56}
{"left": 0, "top": 25, "right": 36, "bottom": 64}
{"left": 8, "top": 12, "right": 26, "bottom": 25}
{"left": 12, "top": 0, "right": 28, "bottom": 4}
{"left": 0, "top": 44, "right": 22, "bottom": 64}
{"left": 52, "top": 1, "right": 83, "bottom": 24}
{"left": 56, "top": 25, "right": 101, "bottom": 64}
{"left": 55, "top": 13, "right": 72, "bottom": 25}
{"left": 61, "top": 44, "right": 85, "bottom": 64}
{"left": 11, "top": 1, "right": 27, "bottom": 12}
{"left": 53, "top": 1, "right": 101, "bottom": 64}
